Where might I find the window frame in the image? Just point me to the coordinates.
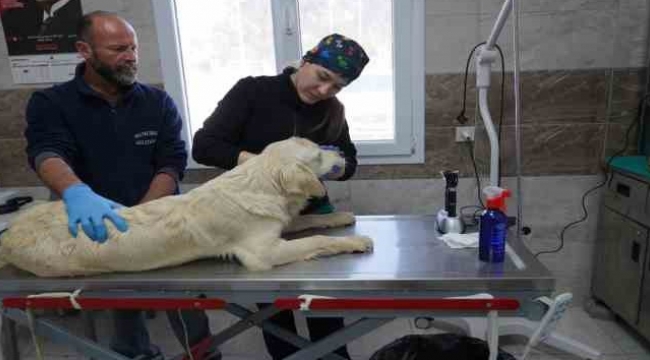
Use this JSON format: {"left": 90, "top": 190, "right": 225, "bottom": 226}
{"left": 152, "top": 0, "right": 424, "bottom": 167}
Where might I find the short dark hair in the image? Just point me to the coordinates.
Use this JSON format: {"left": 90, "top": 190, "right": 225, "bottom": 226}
{"left": 76, "top": 10, "right": 119, "bottom": 43}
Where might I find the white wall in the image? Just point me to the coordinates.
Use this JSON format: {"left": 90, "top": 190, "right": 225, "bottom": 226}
{"left": 1, "top": 0, "right": 648, "bottom": 88}
{"left": 425, "top": 0, "right": 650, "bottom": 73}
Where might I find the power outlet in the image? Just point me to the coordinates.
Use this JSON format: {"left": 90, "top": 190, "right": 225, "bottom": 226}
{"left": 455, "top": 126, "right": 475, "bottom": 142}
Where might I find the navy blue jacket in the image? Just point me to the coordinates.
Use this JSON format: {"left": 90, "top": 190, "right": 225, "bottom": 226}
{"left": 25, "top": 64, "right": 187, "bottom": 206}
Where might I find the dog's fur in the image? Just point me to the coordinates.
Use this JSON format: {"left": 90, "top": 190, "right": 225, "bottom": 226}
{"left": 0, "top": 138, "right": 373, "bottom": 277}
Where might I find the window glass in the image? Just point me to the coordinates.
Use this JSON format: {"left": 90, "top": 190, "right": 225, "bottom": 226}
{"left": 298, "top": 0, "right": 394, "bottom": 140}
{"left": 175, "top": 0, "right": 276, "bottom": 135}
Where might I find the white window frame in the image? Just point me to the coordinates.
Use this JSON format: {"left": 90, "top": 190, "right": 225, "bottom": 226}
{"left": 152, "top": 0, "right": 424, "bottom": 167}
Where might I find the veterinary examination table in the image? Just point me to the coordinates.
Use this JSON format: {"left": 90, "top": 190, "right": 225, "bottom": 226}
{"left": 0, "top": 215, "right": 598, "bottom": 359}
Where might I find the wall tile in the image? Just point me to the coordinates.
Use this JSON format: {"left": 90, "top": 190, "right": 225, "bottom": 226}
{"left": 349, "top": 179, "right": 440, "bottom": 215}
{"left": 520, "top": 124, "right": 606, "bottom": 175}
{"left": 428, "top": 126, "right": 479, "bottom": 176}
{"left": 477, "top": 13, "right": 569, "bottom": 71}
{"left": 426, "top": 74, "right": 477, "bottom": 127}
{"left": 79, "top": 0, "right": 122, "bottom": 14}
{"left": 120, "top": 0, "right": 155, "bottom": 27}
{"left": 354, "top": 162, "right": 429, "bottom": 180}
{"left": 474, "top": 124, "right": 606, "bottom": 177}
{"left": 425, "top": 0, "right": 479, "bottom": 15}
{"left": 425, "top": 14, "right": 481, "bottom": 74}
{"left": 0, "top": 138, "right": 41, "bottom": 186}
{"left": 479, "top": 10, "right": 616, "bottom": 71}
{"left": 516, "top": 175, "right": 603, "bottom": 242}
{"left": 0, "top": 115, "right": 25, "bottom": 139}
{"left": 609, "top": 68, "right": 648, "bottom": 125}
{"left": 570, "top": 10, "right": 617, "bottom": 68}
{"left": 133, "top": 25, "right": 163, "bottom": 84}
{"left": 613, "top": 6, "right": 650, "bottom": 68}
{"left": 324, "top": 180, "right": 352, "bottom": 212}
{"left": 0, "top": 88, "right": 34, "bottom": 120}
{"left": 0, "top": 69, "right": 636, "bottom": 184}
{"left": 485, "top": 70, "right": 609, "bottom": 125}
{"left": 606, "top": 123, "right": 639, "bottom": 157}
{"left": 619, "top": 0, "right": 650, "bottom": 9}
{"left": 480, "top": 0, "right": 618, "bottom": 13}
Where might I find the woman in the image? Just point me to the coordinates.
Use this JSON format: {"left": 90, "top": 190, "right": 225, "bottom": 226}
{"left": 192, "top": 33, "right": 369, "bottom": 359}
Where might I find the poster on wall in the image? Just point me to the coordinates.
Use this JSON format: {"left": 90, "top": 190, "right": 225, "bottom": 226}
{"left": 0, "top": 0, "right": 83, "bottom": 84}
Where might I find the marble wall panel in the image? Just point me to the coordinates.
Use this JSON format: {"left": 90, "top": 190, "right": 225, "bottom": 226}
{"left": 0, "top": 69, "right": 641, "bottom": 185}
{"left": 426, "top": 73, "right": 477, "bottom": 127}
{"left": 0, "top": 88, "right": 34, "bottom": 121}
{"left": 0, "top": 138, "right": 40, "bottom": 186}
{"left": 609, "top": 68, "right": 648, "bottom": 125}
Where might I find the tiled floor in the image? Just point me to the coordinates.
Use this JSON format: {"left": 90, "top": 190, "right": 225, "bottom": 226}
{"left": 2, "top": 304, "right": 650, "bottom": 359}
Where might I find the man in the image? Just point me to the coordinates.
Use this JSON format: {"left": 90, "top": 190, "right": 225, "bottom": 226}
{"left": 24, "top": 11, "right": 219, "bottom": 360}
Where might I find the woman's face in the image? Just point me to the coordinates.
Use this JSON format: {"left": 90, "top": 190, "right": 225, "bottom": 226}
{"left": 292, "top": 62, "right": 347, "bottom": 104}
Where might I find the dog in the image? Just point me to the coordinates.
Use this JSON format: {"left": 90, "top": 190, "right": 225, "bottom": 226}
{"left": 0, "top": 137, "right": 373, "bottom": 277}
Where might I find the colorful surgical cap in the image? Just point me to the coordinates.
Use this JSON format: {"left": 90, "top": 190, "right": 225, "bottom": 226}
{"left": 302, "top": 33, "right": 369, "bottom": 84}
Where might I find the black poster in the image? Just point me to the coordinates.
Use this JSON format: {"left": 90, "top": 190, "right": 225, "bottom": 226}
{"left": 1, "top": 0, "right": 82, "bottom": 56}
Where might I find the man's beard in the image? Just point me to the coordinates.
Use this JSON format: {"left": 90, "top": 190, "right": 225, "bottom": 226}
{"left": 89, "top": 56, "right": 138, "bottom": 88}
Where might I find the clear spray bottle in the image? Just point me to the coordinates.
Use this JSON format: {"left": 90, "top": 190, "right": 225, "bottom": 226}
{"left": 479, "top": 186, "right": 511, "bottom": 263}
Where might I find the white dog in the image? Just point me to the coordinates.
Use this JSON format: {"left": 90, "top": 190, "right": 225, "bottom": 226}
{"left": 0, "top": 138, "right": 373, "bottom": 277}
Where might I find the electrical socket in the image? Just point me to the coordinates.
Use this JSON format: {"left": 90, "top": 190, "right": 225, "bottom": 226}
{"left": 455, "top": 126, "right": 475, "bottom": 142}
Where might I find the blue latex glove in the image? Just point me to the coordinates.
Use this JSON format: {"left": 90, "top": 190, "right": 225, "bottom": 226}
{"left": 62, "top": 184, "right": 129, "bottom": 243}
{"left": 319, "top": 145, "right": 344, "bottom": 178}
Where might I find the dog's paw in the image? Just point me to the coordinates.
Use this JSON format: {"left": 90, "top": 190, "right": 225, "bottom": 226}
{"left": 234, "top": 250, "right": 273, "bottom": 271}
{"left": 347, "top": 236, "right": 373, "bottom": 253}
{"left": 284, "top": 211, "right": 356, "bottom": 234}
{"left": 331, "top": 211, "right": 356, "bottom": 226}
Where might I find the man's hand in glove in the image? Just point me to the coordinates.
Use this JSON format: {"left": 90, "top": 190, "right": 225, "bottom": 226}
{"left": 62, "top": 183, "right": 129, "bottom": 243}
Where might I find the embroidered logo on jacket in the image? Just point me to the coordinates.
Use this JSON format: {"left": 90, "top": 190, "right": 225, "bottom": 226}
{"left": 134, "top": 130, "right": 158, "bottom": 146}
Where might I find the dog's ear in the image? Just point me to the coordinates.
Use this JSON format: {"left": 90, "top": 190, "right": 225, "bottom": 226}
{"left": 279, "top": 162, "right": 326, "bottom": 197}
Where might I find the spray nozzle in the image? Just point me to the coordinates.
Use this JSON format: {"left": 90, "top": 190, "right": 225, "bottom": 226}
{"left": 483, "top": 186, "right": 511, "bottom": 211}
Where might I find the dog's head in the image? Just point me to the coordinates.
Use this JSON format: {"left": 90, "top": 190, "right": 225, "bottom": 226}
{"left": 262, "top": 137, "right": 345, "bottom": 197}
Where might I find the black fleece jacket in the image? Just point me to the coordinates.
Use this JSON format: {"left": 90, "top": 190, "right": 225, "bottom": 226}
{"left": 192, "top": 68, "right": 357, "bottom": 180}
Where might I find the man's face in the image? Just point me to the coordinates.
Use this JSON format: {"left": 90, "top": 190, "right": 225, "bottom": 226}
{"left": 81, "top": 17, "right": 139, "bottom": 88}
{"left": 293, "top": 62, "right": 347, "bottom": 105}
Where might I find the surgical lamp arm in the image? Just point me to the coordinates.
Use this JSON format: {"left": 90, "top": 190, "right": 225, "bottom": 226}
{"left": 476, "top": 0, "right": 512, "bottom": 187}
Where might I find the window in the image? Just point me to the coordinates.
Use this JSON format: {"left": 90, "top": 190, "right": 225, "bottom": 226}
{"left": 153, "top": 0, "right": 424, "bottom": 166}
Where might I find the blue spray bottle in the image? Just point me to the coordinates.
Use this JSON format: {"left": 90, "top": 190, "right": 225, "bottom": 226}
{"left": 479, "top": 186, "right": 511, "bottom": 263}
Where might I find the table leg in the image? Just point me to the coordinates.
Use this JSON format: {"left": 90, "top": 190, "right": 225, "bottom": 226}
{"left": 1, "top": 312, "right": 20, "bottom": 360}
{"left": 82, "top": 311, "right": 98, "bottom": 360}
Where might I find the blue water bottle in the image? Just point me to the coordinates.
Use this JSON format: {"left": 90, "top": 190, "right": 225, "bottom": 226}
{"left": 479, "top": 186, "right": 511, "bottom": 263}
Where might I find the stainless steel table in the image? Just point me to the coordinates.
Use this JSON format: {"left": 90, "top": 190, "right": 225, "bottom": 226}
{"left": 0, "top": 215, "right": 555, "bottom": 360}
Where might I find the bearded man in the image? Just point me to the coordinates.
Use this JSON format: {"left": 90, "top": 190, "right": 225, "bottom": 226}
{"left": 23, "top": 11, "right": 220, "bottom": 360}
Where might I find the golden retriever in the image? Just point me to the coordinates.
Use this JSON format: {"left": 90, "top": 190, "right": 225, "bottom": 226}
{"left": 0, "top": 137, "right": 373, "bottom": 277}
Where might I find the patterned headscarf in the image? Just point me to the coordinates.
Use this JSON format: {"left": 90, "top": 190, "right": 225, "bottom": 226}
{"left": 302, "top": 33, "right": 369, "bottom": 84}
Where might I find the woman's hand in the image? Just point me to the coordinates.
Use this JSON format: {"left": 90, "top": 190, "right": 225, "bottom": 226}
{"left": 319, "top": 145, "right": 345, "bottom": 180}
{"left": 237, "top": 151, "right": 257, "bottom": 165}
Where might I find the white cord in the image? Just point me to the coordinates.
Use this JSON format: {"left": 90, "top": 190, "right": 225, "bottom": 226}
{"left": 26, "top": 308, "right": 44, "bottom": 360}
{"left": 27, "top": 289, "right": 83, "bottom": 309}
{"left": 23, "top": 289, "right": 83, "bottom": 360}
{"left": 177, "top": 309, "right": 195, "bottom": 360}
{"left": 297, "top": 294, "right": 334, "bottom": 311}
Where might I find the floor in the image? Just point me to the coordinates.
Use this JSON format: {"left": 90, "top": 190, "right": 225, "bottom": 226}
{"left": 1, "top": 303, "right": 650, "bottom": 360}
